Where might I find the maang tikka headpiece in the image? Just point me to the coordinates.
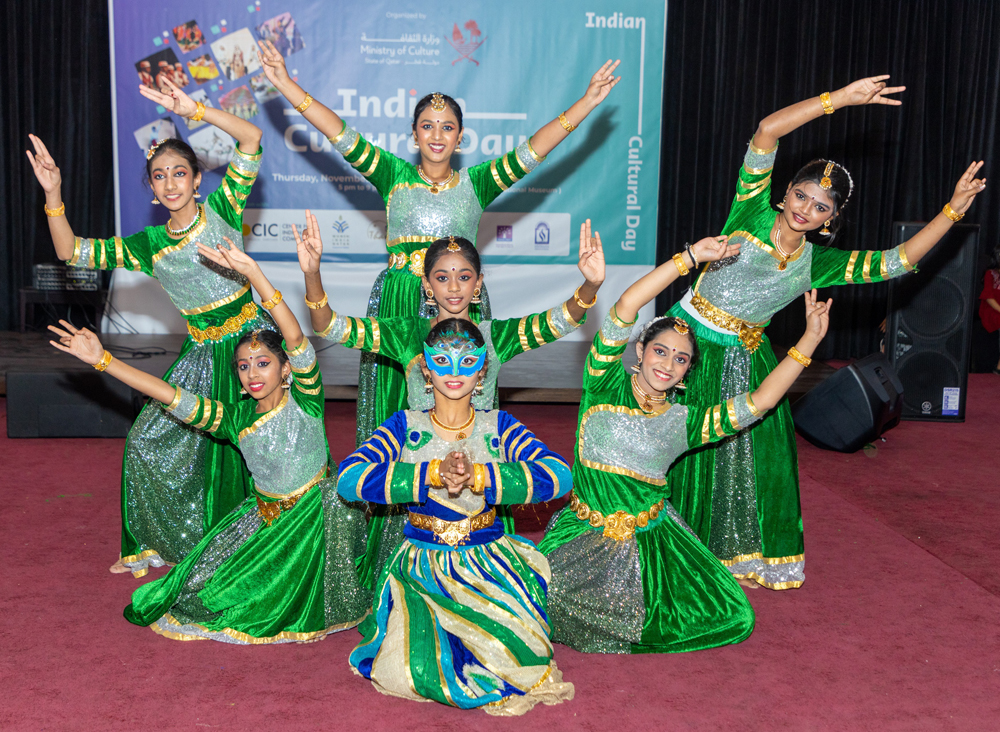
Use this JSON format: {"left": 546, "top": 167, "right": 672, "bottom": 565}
{"left": 146, "top": 139, "right": 167, "bottom": 160}
{"left": 430, "top": 93, "right": 447, "bottom": 112}
{"left": 818, "top": 160, "right": 855, "bottom": 206}
{"left": 819, "top": 162, "right": 835, "bottom": 190}
{"left": 447, "top": 235, "right": 461, "bottom": 252}
{"left": 248, "top": 330, "right": 263, "bottom": 353}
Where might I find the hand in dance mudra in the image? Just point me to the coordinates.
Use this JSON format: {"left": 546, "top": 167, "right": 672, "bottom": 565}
{"left": 439, "top": 451, "right": 471, "bottom": 497}
{"left": 256, "top": 39, "right": 291, "bottom": 87}
{"left": 196, "top": 237, "right": 262, "bottom": 280}
{"left": 582, "top": 59, "right": 623, "bottom": 107}
{"left": 691, "top": 234, "right": 741, "bottom": 263}
{"left": 838, "top": 75, "right": 906, "bottom": 107}
{"left": 802, "top": 289, "right": 833, "bottom": 345}
{"left": 48, "top": 320, "right": 106, "bottom": 366}
{"left": 949, "top": 161, "right": 987, "bottom": 216}
{"left": 578, "top": 219, "right": 607, "bottom": 287}
{"left": 292, "top": 210, "right": 322, "bottom": 275}
{"left": 138, "top": 77, "right": 198, "bottom": 117}
{"left": 26, "top": 135, "right": 62, "bottom": 194}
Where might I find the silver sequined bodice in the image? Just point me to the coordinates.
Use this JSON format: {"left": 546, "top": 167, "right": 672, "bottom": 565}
{"left": 152, "top": 204, "right": 248, "bottom": 314}
{"left": 696, "top": 235, "right": 813, "bottom": 323}
{"left": 239, "top": 394, "right": 327, "bottom": 497}
{"left": 385, "top": 172, "right": 483, "bottom": 247}
{"left": 578, "top": 405, "right": 691, "bottom": 484}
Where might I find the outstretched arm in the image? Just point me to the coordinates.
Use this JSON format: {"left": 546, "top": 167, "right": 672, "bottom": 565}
{"left": 753, "top": 75, "right": 905, "bottom": 151}
{"left": 751, "top": 291, "right": 831, "bottom": 410}
{"left": 196, "top": 238, "right": 304, "bottom": 349}
{"left": 257, "top": 40, "right": 344, "bottom": 140}
{"left": 614, "top": 234, "right": 740, "bottom": 324}
{"left": 139, "top": 79, "right": 262, "bottom": 153}
{"left": 48, "top": 321, "right": 176, "bottom": 405}
{"left": 26, "top": 135, "right": 76, "bottom": 260}
{"left": 529, "top": 60, "right": 621, "bottom": 157}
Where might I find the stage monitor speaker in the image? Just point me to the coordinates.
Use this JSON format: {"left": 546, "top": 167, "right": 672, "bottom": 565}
{"left": 6, "top": 370, "right": 143, "bottom": 438}
{"left": 791, "top": 353, "right": 903, "bottom": 453}
{"left": 886, "top": 222, "right": 980, "bottom": 421}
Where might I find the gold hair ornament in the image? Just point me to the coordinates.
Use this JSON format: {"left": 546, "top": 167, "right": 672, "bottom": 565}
{"left": 430, "top": 93, "right": 447, "bottom": 112}
{"left": 672, "top": 318, "right": 691, "bottom": 335}
{"left": 248, "top": 330, "right": 263, "bottom": 353}
{"left": 820, "top": 161, "right": 835, "bottom": 190}
{"left": 447, "top": 236, "right": 461, "bottom": 252}
{"left": 146, "top": 139, "right": 167, "bottom": 160}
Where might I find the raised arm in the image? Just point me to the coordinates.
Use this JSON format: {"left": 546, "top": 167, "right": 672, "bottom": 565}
{"left": 48, "top": 321, "right": 176, "bottom": 405}
{"left": 139, "top": 78, "right": 262, "bottom": 153}
{"left": 257, "top": 40, "right": 344, "bottom": 140}
{"left": 197, "top": 238, "right": 305, "bottom": 350}
{"left": 293, "top": 210, "right": 336, "bottom": 334}
{"left": 528, "top": 60, "right": 620, "bottom": 158}
{"left": 751, "top": 291, "right": 831, "bottom": 411}
{"left": 614, "top": 233, "right": 740, "bottom": 324}
{"left": 563, "top": 219, "right": 607, "bottom": 323}
{"left": 752, "top": 75, "right": 905, "bottom": 151}
{"left": 26, "top": 135, "right": 76, "bottom": 260}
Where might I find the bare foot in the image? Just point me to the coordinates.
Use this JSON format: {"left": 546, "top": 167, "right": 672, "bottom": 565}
{"left": 109, "top": 558, "right": 130, "bottom": 574}
{"left": 736, "top": 577, "right": 760, "bottom": 590}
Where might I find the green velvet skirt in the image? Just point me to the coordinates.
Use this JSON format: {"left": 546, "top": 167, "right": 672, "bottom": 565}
{"left": 666, "top": 302, "right": 805, "bottom": 589}
{"left": 124, "top": 477, "right": 370, "bottom": 643}
{"left": 540, "top": 503, "right": 754, "bottom": 653}
{"left": 119, "top": 307, "right": 274, "bottom": 577}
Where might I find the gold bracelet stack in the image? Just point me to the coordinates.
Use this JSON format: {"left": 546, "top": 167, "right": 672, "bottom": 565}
{"left": 427, "top": 459, "right": 443, "bottom": 487}
{"left": 304, "top": 292, "right": 328, "bottom": 310}
{"left": 260, "top": 290, "right": 283, "bottom": 310}
{"left": 558, "top": 112, "right": 576, "bottom": 133}
{"left": 942, "top": 202, "right": 964, "bottom": 222}
{"left": 190, "top": 101, "right": 206, "bottom": 122}
{"left": 672, "top": 252, "right": 690, "bottom": 277}
{"left": 820, "top": 91, "right": 835, "bottom": 115}
{"left": 470, "top": 463, "right": 487, "bottom": 495}
{"left": 93, "top": 350, "right": 113, "bottom": 371}
{"left": 44, "top": 202, "right": 66, "bottom": 218}
{"left": 788, "top": 346, "right": 812, "bottom": 367}
{"left": 295, "top": 92, "right": 314, "bottom": 113}
{"left": 573, "top": 285, "right": 597, "bottom": 309}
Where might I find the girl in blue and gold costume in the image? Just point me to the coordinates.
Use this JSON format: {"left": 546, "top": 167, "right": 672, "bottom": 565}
{"left": 256, "top": 38, "right": 620, "bottom": 444}
{"left": 338, "top": 319, "right": 574, "bottom": 715}
{"left": 665, "top": 75, "right": 987, "bottom": 589}
{"left": 47, "top": 241, "right": 369, "bottom": 644}
{"left": 28, "top": 79, "right": 270, "bottom": 576}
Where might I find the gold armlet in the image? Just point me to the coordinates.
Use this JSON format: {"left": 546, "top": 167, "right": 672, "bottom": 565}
{"left": 427, "top": 459, "right": 443, "bottom": 487}
{"left": 189, "top": 101, "right": 206, "bottom": 122}
{"left": 573, "top": 285, "right": 597, "bottom": 310}
{"left": 943, "top": 202, "right": 964, "bottom": 222}
{"left": 295, "top": 93, "right": 314, "bottom": 113}
{"left": 260, "top": 290, "right": 283, "bottom": 310}
{"left": 93, "top": 350, "right": 113, "bottom": 371}
{"left": 819, "top": 91, "right": 835, "bottom": 115}
{"left": 305, "top": 292, "right": 328, "bottom": 310}
{"left": 672, "top": 252, "right": 690, "bottom": 277}
{"left": 44, "top": 202, "right": 66, "bottom": 217}
{"left": 558, "top": 112, "right": 577, "bottom": 133}
{"left": 787, "top": 347, "right": 812, "bottom": 368}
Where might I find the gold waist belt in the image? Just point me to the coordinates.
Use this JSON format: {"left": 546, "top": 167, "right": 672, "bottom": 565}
{"left": 387, "top": 247, "right": 428, "bottom": 277}
{"left": 255, "top": 480, "right": 320, "bottom": 527}
{"left": 408, "top": 507, "right": 497, "bottom": 547}
{"left": 569, "top": 492, "right": 663, "bottom": 541}
{"left": 187, "top": 302, "right": 258, "bottom": 344}
{"left": 689, "top": 293, "right": 766, "bottom": 353}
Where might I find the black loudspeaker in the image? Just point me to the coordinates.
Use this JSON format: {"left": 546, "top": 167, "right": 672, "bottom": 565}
{"left": 886, "top": 222, "right": 980, "bottom": 421}
{"left": 6, "top": 370, "right": 143, "bottom": 438}
{"left": 792, "top": 353, "right": 904, "bottom": 453}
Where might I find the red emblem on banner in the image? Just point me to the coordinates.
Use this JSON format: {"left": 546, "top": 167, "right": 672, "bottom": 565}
{"left": 447, "top": 20, "right": 486, "bottom": 66}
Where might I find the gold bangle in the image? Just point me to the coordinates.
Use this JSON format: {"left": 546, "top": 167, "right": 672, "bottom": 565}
{"left": 44, "top": 202, "right": 66, "bottom": 217}
{"left": 427, "top": 459, "right": 443, "bottom": 487}
{"left": 558, "top": 112, "right": 577, "bottom": 133}
{"left": 787, "top": 346, "right": 812, "bottom": 368}
{"left": 943, "top": 202, "right": 964, "bottom": 222}
{"left": 573, "top": 285, "right": 597, "bottom": 310}
{"left": 470, "top": 463, "right": 487, "bottom": 495}
{"left": 304, "top": 292, "right": 328, "bottom": 310}
{"left": 260, "top": 290, "right": 283, "bottom": 310}
{"left": 820, "top": 91, "right": 834, "bottom": 115}
{"left": 672, "top": 252, "right": 690, "bottom": 277}
{"left": 93, "top": 350, "right": 113, "bottom": 371}
{"left": 190, "top": 101, "right": 206, "bottom": 122}
{"left": 295, "top": 92, "right": 314, "bottom": 113}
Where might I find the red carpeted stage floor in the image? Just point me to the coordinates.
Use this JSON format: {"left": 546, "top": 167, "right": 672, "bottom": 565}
{"left": 2, "top": 377, "right": 999, "bottom": 731}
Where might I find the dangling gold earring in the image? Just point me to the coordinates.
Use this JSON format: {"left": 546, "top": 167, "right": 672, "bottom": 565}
{"left": 777, "top": 197, "right": 786, "bottom": 210}
{"left": 820, "top": 219, "right": 832, "bottom": 236}
{"left": 193, "top": 188, "right": 201, "bottom": 199}
{"left": 151, "top": 197, "right": 160, "bottom": 204}
{"left": 239, "top": 387, "right": 247, "bottom": 395}
{"left": 675, "top": 379, "right": 687, "bottom": 391}
{"left": 424, "top": 287, "right": 436, "bottom": 306}
{"left": 474, "top": 378, "right": 484, "bottom": 396}
{"left": 455, "top": 136, "right": 463, "bottom": 153}
{"left": 631, "top": 358, "right": 642, "bottom": 374}
{"left": 471, "top": 287, "right": 481, "bottom": 304}
{"left": 424, "top": 378, "right": 433, "bottom": 394}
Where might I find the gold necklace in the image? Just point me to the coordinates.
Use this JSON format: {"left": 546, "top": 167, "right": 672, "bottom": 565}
{"left": 773, "top": 215, "right": 804, "bottom": 271}
{"left": 417, "top": 165, "right": 455, "bottom": 194}
{"left": 430, "top": 407, "right": 475, "bottom": 440}
{"left": 631, "top": 374, "right": 667, "bottom": 414}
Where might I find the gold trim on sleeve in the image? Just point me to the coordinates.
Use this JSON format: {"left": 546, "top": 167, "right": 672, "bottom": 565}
{"left": 862, "top": 251, "right": 874, "bottom": 283}
{"left": 329, "top": 121, "right": 348, "bottom": 145}
{"left": 748, "top": 139, "right": 778, "bottom": 155}
{"left": 701, "top": 409, "right": 712, "bottom": 445}
{"left": 746, "top": 393, "right": 760, "bottom": 417}
{"left": 490, "top": 160, "right": 509, "bottom": 191}
{"left": 726, "top": 397, "right": 741, "bottom": 431}
{"left": 525, "top": 138, "right": 545, "bottom": 162}
{"left": 844, "top": 250, "right": 860, "bottom": 283}
{"left": 165, "top": 386, "right": 183, "bottom": 412}
{"left": 233, "top": 144, "right": 262, "bottom": 162}
{"left": 517, "top": 316, "right": 529, "bottom": 351}
{"left": 735, "top": 176, "right": 771, "bottom": 201}
{"left": 898, "top": 244, "right": 913, "bottom": 271}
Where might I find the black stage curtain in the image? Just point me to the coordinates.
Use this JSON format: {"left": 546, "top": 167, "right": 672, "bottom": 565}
{"left": 657, "top": 0, "right": 1000, "bottom": 358}
{"left": 0, "top": 0, "right": 114, "bottom": 331}
{"left": 2, "top": 1, "right": 998, "bottom": 359}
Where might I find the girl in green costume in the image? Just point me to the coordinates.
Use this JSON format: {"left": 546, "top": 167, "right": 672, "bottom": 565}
{"left": 540, "top": 223, "right": 832, "bottom": 653}
{"left": 256, "top": 38, "right": 620, "bottom": 445}
{"left": 664, "top": 76, "right": 987, "bottom": 589}
{"left": 27, "top": 79, "right": 269, "bottom": 576}
{"left": 296, "top": 212, "right": 605, "bottom": 585}
{"left": 48, "top": 240, "right": 369, "bottom": 643}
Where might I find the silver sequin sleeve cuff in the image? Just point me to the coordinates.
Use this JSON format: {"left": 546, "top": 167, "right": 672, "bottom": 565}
{"left": 744, "top": 139, "right": 778, "bottom": 174}
{"left": 547, "top": 303, "right": 582, "bottom": 338}
{"left": 67, "top": 237, "right": 94, "bottom": 268}
{"left": 516, "top": 139, "right": 545, "bottom": 173}
{"left": 230, "top": 143, "right": 262, "bottom": 176}
{"left": 315, "top": 311, "right": 351, "bottom": 343}
{"left": 730, "top": 392, "right": 764, "bottom": 431}
{"left": 286, "top": 339, "right": 317, "bottom": 371}
{"left": 164, "top": 387, "right": 200, "bottom": 423}
{"left": 882, "top": 245, "right": 912, "bottom": 279}
{"left": 601, "top": 310, "right": 636, "bottom": 343}
{"left": 332, "top": 125, "right": 361, "bottom": 155}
